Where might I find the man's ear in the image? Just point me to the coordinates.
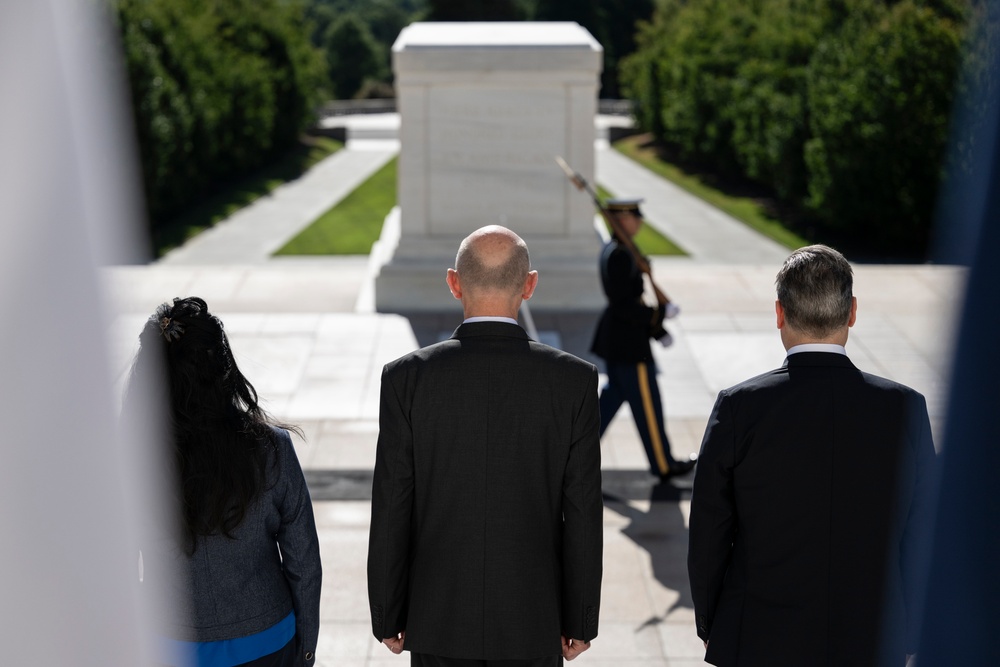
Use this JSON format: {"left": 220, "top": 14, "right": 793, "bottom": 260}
{"left": 775, "top": 300, "right": 785, "bottom": 330}
{"left": 521, "top": 271, "right": 539, "bottom": 301}
{"left": 848, "top": 296, "right": 857, "bottom": 328}
{"left": 446, "top": 268, "right": 462, "bottom": 300}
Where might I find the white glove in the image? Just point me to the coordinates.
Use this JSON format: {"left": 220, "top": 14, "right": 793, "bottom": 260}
{"left": 658, "top": 331, "right": 674, "bottom": 348}
{"left": 665, "top": 302, "right": 681, "bottom": 319}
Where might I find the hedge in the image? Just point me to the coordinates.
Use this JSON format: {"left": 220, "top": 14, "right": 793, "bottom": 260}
{"left": 622, "top": 0, "right": 974, "bottom": 257}
{"left": 115, "top": 0, "right": 327, "bottom": 229}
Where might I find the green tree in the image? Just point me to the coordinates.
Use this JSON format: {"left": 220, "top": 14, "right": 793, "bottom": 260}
{"left": 426, "top": 0, "right": 530, "bottom": 21}
{"left": 306, "top": 0, "right": 428, "bottom": 92}
{"left": 622, "top": 0, "right": 971, "bottom": 257}
{"left": 724, "top": 0, "right": 829, "bottom": 199}
{"left": 597, "top": 0, "right": 654, "bottom": 97}
{"left": 804, "top": 0, "right": 963, "bottom": 253}
{"left": 536, "top": 0, "right": 652, "bottom": 97}
{"left": 534, "top": 0, "right": 601, "bottom": 35}
{"left": 324, "top": 13, "right": 385, "bottom": 98}
{"left": 116, "top": 0, "right": 326, "bottom": 225}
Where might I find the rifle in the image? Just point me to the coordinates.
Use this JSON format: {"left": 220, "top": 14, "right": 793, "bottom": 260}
{"left": 555, "top": 156, "right": 672, "bottom": 306}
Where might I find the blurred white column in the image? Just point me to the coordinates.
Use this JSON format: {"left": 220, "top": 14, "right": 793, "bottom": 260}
{"left": 0, "top": 2, "right": 167, "bottom": 665}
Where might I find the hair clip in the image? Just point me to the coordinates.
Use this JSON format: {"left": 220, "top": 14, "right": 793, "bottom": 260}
{"left": 159, "top": 316, "right": 185, "bottom": 342}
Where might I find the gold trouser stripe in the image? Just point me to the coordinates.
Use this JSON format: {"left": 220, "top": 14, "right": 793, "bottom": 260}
{"left": 637, "top": 362, "right": 670, "bottom": 475}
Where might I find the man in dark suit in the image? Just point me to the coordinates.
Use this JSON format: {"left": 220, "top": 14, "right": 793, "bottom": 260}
{"left": 367, "top": 225, "right": 603, "bottom": 666}
{"left": 687, "top": 245, "right": 936, "bottom": 666}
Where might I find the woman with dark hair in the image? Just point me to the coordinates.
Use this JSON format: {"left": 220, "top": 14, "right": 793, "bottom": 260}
{"left": 126, "top": 297, "right": 321, "bottom": 667}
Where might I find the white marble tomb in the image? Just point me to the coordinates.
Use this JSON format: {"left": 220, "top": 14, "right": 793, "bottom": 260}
{"left": 375, "top": 22, "right": 605, "bottom": 312}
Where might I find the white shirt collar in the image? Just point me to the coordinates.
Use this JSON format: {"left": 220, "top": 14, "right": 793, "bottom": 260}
{"left": 463, "top": 316, "right": 519, "bottom": 326}
{"left": 786, "top": 343, "right": 847, "bottom": 357}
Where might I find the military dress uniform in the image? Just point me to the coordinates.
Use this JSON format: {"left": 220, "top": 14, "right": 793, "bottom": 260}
{"left": 591, "top": 199, "right": 694, "bottom": 479}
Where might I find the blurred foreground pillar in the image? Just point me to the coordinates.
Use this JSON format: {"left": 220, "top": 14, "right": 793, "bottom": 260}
{"left": 918, "top": 6, "right": 1000, "bottom": 664}
{"left": 0, "top": 2, "right": 161, "bottom": 665}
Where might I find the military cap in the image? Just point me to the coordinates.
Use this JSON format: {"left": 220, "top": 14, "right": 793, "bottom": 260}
{"left": 606, "top": 197, "right": 644, "bottom": 215}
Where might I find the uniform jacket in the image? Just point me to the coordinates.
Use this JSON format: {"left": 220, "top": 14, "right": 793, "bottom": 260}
{"left": 367, "top": 321, "right": 603, "bottom": 660}
{"left": 688, "top": 352, "right": 936, "bottom": 667}
{"left": 591, "top": 239, "right": 665, "bottom": 363}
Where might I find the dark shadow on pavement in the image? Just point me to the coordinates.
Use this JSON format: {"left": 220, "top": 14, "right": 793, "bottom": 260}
{"left": 604, "top": 479, "right": 695, "bottom": 623}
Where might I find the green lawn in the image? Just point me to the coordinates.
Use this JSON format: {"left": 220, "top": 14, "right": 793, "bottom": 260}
{"left": 153, "top": 136, "right": 343, "bottom": 257}
{"left": 276, "top": 159, "right": 684, "bottom": 257}
{"left": 614, "top": 134, "right": 810, "bottom": 250}
{"left": 275, "top": 157, "right": 397, "bottom": 255}
{"left": 596, "top": 186, "right": 686, "bottom": 256}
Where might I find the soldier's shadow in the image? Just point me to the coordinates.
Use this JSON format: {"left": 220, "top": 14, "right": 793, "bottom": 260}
{"left": 603, "top": 480, "right": 695, "bottom": 627}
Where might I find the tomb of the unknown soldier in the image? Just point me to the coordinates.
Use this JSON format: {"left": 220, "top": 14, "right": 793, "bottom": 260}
{"left": 374, "top": 22, "right": 606, "bottom": 313}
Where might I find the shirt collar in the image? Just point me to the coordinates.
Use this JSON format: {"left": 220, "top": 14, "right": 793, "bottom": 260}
{"left": 463, "top": 316, "right": 519, "bottom": 326}
{"left": 786, "top": 343, "right": 847, "bottom": 357}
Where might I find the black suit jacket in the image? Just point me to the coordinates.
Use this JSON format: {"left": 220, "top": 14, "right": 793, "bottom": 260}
{"left": 367, "top": 322, "right": 603, "bottom": 660}
{"left": 688, "top": 352, "right": 936, "bottom": 667}
{"left": 591, "top": 240, "right": 666, "bottom": 363}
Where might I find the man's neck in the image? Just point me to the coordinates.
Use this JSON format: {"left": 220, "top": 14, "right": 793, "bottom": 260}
{"left": 462, "top": 300, "right": 520, "bottom": 321}
{"left": 780, "top": 328, "right": 849, "bottom": 351}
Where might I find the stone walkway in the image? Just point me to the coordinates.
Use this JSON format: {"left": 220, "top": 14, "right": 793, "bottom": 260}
{"left": 159, "top": 137, "right": 397, "bottom": 265}
{"left": 102, "top": 116, "right": 964, "bottom": 666}
{"left": 595, "top": 148, "right": 791, "bottom": 264}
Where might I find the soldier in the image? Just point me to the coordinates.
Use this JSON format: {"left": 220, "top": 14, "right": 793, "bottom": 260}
{"left": 591, "top": 198, "right": 696, "bottom": 481}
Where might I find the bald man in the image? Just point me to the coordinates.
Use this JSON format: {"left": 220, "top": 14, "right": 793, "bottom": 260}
{"left": 367, "top": 226, "right": 603, "bottom": 667}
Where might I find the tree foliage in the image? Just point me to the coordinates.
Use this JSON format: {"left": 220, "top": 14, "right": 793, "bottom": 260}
{"left": 324, "top": 14, "right": 386, "bottom": 99}
{"left": 425, "top": 0, "right": 530, "bottom": 21}
{"left": 621, "top": 0, "right": 975, "bottom": 257}
{"left": 306, "top": 0, "right": 421, "bottom": 98}
{"left": 535, "top": 0, "right": 652, "bottom": 97}
{"left": 305, "top": 0, "right": 652, "bottom": 98}
{"left": 116, "top": 0, "right": 327, "bottom": 227}
{"left": 804, "top": 1, "right": 964, "bottom": 252}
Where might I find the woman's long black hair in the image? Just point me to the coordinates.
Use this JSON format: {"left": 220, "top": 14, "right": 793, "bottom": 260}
{"left": 124, "top": 297, "right": 299, "bottom": 553}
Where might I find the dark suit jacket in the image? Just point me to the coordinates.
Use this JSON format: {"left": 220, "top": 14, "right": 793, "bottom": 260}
{"left": 688, "top": 352, "right": 936, "bottom": 667}
{"left": 367, "top": 321, "right": 603, "bottom": 660}
{"left": 591, "top": 239, "right": 666, "bottom": 363}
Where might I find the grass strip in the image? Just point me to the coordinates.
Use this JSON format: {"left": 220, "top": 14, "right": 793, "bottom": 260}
{"left": 596, "top": 186, "right": 686, "bottom": 256}
{"left": 275, "top": 157, "right": 397, "bottom": 255}
{"left": 274, "top": 150, "right": 683, "bottom": 256}
{"left": 153, "top": 136, "right": 343, "bottom": 258}
{"left": 614, "top": 134, "right": 809, "bottom": 250}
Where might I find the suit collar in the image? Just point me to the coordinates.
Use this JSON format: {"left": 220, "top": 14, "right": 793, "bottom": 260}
{"left": 783, "top": 351, "right": 857, "bottom": 369}
{"left": 452, "top": 321, "right": 529, "bottom": 340}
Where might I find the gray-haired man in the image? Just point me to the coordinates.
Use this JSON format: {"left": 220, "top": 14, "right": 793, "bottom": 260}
{"left": 688, "top": 244, "right": 935, "bottom": 666}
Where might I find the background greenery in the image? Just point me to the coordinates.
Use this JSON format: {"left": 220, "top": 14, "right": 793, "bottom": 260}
{"left": 621, "top": 0, "right": 987, "bottom": 258}
{"left": 276, "top": 157, "right": 398, "bottom": 254}
{"left": 115, "top": 0, "right": 328, "bottom": 250}
{"left": 154, "top": 136, "right": 341, "bottom": 257}
{"left": 304, "top": 0, "right": 655, "bottom": 99}
{"left": 115, "top": 0, "right": 985, "bottom": 260}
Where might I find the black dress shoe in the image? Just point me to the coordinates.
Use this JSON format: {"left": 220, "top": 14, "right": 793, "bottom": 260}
{"left": 659, "top": 456, "right": 697, "bottom": 480}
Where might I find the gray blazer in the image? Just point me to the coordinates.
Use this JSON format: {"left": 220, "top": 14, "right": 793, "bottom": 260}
{"left": 165, "top": 427, "right": 321, "bottom": 664}
{"left": 368, "top": 321, "right": 603, "bottom": 660}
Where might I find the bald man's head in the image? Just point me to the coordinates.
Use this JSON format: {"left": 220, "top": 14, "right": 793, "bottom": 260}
{"left": 454, "top": 226, "right": 531, "bottom": 296}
